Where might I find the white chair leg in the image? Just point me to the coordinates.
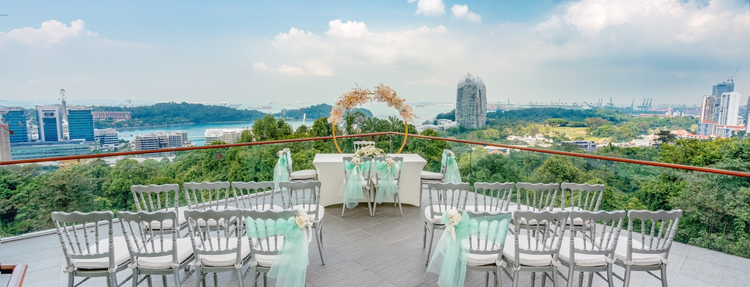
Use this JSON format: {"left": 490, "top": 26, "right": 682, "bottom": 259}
{"left": 660, "top": 264, "right": 668, "bottom": 287}
{"left": 606, "top": 265, "right": 614, "bottom": 287}
{"left": 174, "top": 267, "right": 182, "bottom": 287}
{"left": 425, "top": 225, "right": 436, "bottom": 266}
{"left": 552, "top": 267, "right": 560, "bottom": 287}
{"left": 315, "top": 224, "right": 326, "bottom": 265}
{"left": 586, "top": 272, "right": 593, "bottom": 287}
{"left": 237, "top": 268, "right": 244, "bottom": 287}
{"left": 132, "top": 270, "right": 139, "bottom": 287}
{"left": 512, "top": 270, "right": 521, "bottom": 287}
{"left": 249, "top": 266, "right": 257, "bottom": 287}
{"left": 623, "top": 266, "right": 632, "bottom": 287}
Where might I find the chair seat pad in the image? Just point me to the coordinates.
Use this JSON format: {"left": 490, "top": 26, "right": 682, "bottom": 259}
{"left": 138, "top": 238, "right": 194, "bottom": 270}
{"left": 292, "top": 205, "right": 325, "bottom": 223}
{"left": 74, "top": 237, "right": 130, "bottom": 270}
{"left": 421, "top": 171, "right": 443, "bottom": 180}
{"left": 200, "top": 237, "right": 251, "bottom": 267}
{"left": 467, "top": 253, "right": 501, "bottom": 266}
{"left": 423, "top": 206, "right": 443, "bottom": 224}
{"left": 558, "top": 237, "right": 609, "bottom": 267}
{"left": 614, "top": 236, "right": 664, "bottom": 266}
{"left": 251, "top": 236, "right": 286, "bottom": 267}
{"left": 290, "top": 170, "right": 317, "bottom": 180}
{"left": 147, "top": 208, "right": 187, "bottom": 230}
{"left": 502, "top": 235, "right": 554, "bottom": 267}
{"left": 516, "top": 218, "right": 548, "bottom": 226}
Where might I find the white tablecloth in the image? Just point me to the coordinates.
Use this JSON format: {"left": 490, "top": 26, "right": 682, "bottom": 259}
{"left": 313, "top": 153, "right": 427, "bottom": 207}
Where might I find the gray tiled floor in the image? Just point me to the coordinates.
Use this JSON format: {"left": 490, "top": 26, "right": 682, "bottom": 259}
{"left": 3, "top": 201, "right": 750, "bottom": 286}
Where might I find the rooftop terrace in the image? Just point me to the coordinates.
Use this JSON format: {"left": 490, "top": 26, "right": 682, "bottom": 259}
{"left": 2, "top": 196, "right": 749, "bottom": 287}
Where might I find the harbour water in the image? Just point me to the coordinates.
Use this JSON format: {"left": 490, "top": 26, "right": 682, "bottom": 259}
{"left": 116, "top": 104, "right": 453, "bottom": 146}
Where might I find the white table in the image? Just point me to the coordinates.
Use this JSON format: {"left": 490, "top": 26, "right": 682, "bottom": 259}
{"left": 313, "top": 153, "right": 427, "bottom": 207}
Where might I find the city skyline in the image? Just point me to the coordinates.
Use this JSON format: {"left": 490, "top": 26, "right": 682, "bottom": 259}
{"left": 1, "top": 0, "right": 749, "bottom": 105}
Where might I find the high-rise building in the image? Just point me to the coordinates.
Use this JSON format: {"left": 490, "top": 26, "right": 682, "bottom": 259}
{"left": 204, "top": 128, "right": 248, "bottom": 144}
{"left": 0, "top": 108, "right": 29, "bottom": 143}
{"left": 456, "top": 72, "right": 487, "bottom": 128}
{"left": 36, "top": 105, "right": 64, "bottom": 142}
{"left": 0, "top": 124, "right": 11, "bottom": 162}
{"left": 713, "top": 80, "right": 735, "bottom": 98}
{"left": 700, "top": 95, "right": 716, "bottom": 122}
{"left": 714, "top": 92, "right": 741, "bottom": 127}
{"left": 67, "top": 108, "right": 95, "bottom": 141}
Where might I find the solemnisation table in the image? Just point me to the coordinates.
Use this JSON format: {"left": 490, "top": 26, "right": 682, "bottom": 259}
{"left": 313, "top": 153, "right": 427, "bottom": 208}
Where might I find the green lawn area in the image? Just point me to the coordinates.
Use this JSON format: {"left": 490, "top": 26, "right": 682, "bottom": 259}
{"left": 548, "top": 127, "right": 609, "bottom": 143}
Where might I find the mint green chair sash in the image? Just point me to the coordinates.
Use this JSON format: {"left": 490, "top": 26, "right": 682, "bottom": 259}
{"left": 273, "top": 153, "right": 291, "bottom": 190}
{"left": 427, "top": 211, "right": 511, "bottom": 287}
{"left": 442, "top": 153, "right": 462, "bottom": 183}
{"left": 338, "top": 160, "right": 371, "bottom": 209}
{"left": 245, "top": 216, "right": 309, "bottom": 287}
{"left": 374, "top": 160, "right": 402, "bottom": 204}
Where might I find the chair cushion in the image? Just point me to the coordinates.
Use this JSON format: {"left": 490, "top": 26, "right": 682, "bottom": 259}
{"left": 502, "top": 235, "right": 554, "bottom": 267}
{"left": 293, "top": 205, "right": 325, "bottom": 223}
{"left": 290, "top": 170, "right": 317, "bottom": 180}
{"left": 467, "top": 253, "right": 501, "bottom": 266}
{"left": 74, "top": 237, "right": 130, "bottom": 270}
{"left": 423, "top": 206, "right": 443, "bottom": 224}
{"left": 200, "top": 237, "right": 251, "bottom": 267}
{"left": 614, "top": 236, "right": 664, "bottom": 266}
{"left": 147, "top": 208, "right": 187, "bottom": 230}
{"left": 251, "top": 236, "right": 286, "bottom": 267}
{"left": 421, "top": 171, "right": 443, "bottom": 180}
{"left": 558, "top": 237, "right": 609, "bottom": 267}
{"left": 137, "top": 238, "right": 194, "bottom": 269}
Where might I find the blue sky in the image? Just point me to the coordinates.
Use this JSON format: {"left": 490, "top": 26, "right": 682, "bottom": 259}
{"left": 1, "top": 0, "right": 749, "bottom": 107}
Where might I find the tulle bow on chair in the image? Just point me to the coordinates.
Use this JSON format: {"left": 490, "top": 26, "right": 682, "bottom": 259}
{"left": 442, "top": 153, "right": 461, "bottom": 183}
{"left": 374, "top": 159, "right": 401, "bottom": 204}
{"left": 245, "top": 215, "right": 310, "bottom": 287}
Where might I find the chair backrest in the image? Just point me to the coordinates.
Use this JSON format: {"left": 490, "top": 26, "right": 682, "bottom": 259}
{"left": 511, "top": 210, "right": 570, "bottom": 268}
{"left": 51, "top": 211, "right": 116, "bottom": 271}
{"left": 118, "top": 211, "right": 181, "bottom": 268}
{"left": 131, "top": 184, "right": 181, "bottom": 213}
{"left": 184, "top": 209, "right": 243, "bottom": 266}
{"left": 279, "top": 181, "right": 322, "bottom": 221}
{"left": 282, "top": 148, "right": 293, "bottom": 174}
{"left": 371, "top": 156, "right": 403, "bottom": 186}
{"left": 441, "top": 149, "right": 453, "bottom": 176}
{"left": 353, "top": 141, "right": 375, "bottom": 151}
{"left": 560, "top": 183, "right": 605, "bottom": 212}
{"left": 515, "top": 182, "right": 559, "bottom": 211}
{"left": 342, "top": 156, "right": 374, "bottom": 184}
{"left": 473, "top": 182, "right": 515, "bottom": 212}
{"left": 230, "top": 181, "right": 282, "bottom": 210}
{"left": 242, "top": 209, "right": 298, "bottom": 257}
{"left": 184, "top": 181, "right": 231, "bottom": 210}
{"left": 465, "top": 211, "right": 512, "bottom": 256}
{"left": 566, "top": 210, "right": 625, "bottom": 263}
{"left": 426, "top": 183, "right": 470, "bottom": 220}
{"left": 625, "top": 210, "right": 682, "bottom": 260}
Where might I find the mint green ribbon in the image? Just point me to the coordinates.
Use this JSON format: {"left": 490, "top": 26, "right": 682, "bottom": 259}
{"left": 273, "top": 153, "right": 291, "bottom": 190}
{"left": 427, "top": 211, "right": 512, "bottom": 287}
{"left": 374, "top": 160, "right": 401, "bottom": 204}
{"left": 442, "top": 153, "right": 461, "bottom": 183}
{"left": 338, "top": 160, "right": 371, "bottom": 209}
{"left": 245, "top": 217, "right": 308, "bottom": 287}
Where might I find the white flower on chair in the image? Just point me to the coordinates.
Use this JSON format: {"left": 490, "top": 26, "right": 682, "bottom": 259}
{"left": 294, "top": 209, "right": 312, "bottom": 230}
{"left": 351, "top": 156, "right": 363, "bottom": 166}
{"left": 277, "top": 150, "right": 286, "bottom": 157}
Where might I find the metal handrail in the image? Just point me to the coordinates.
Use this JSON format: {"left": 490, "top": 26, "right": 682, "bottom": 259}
{"left": 1, "top": 263, "right": 27, "bottom": 287}
{"left": 2, "top": 132, "right": 750, "bottom": 178}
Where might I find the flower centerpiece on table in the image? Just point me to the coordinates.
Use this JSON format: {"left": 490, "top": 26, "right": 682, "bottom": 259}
{"left": 355, "top": 145, "right": 386, "bottom": 158}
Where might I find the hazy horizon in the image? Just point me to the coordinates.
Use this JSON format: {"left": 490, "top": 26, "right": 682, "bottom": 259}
{"left": 2, "top": 0, "right": 749, "bottom": 106}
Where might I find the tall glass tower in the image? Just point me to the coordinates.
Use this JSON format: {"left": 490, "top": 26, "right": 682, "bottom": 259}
{"left": 36, "top": 105, "right": 63, "bottom": 142}
{"left": 456, "top": 73, "right": 487, "bottom": 128}
{"left": 68, "top": 108, "right": 95, "bottom": 142}
{"left": 0, "top": 109, "right": 29, "bottom": 143}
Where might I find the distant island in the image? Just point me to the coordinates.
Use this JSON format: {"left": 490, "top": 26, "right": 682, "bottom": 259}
{"left": 92, "top": 102, "right": 266, "bottom": 129}
{"left": 275, "top": 103, "right": 372, "bottom": 120}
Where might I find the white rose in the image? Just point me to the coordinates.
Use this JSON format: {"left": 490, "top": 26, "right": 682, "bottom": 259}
{"left": 385, "top": 158, "right": 395, "bottom": 166}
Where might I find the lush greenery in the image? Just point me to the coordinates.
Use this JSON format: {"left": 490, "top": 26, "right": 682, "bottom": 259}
{"left": 275, "top": 103, "right": 372, "bottom": 120}
{"left": 445, "top": 108, "right": 698, "bottom": 143}
{"left": 2, "top": 108, "right": 747, "bottom": 259}
{"left": 92, "top": 102, "right": 266, "bottom": 129}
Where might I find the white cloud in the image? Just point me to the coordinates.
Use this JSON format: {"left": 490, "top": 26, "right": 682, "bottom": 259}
{"left": 325, "top": 20, "right": 372, "bottom": 38}
{"left": 408, "top": 0, "right": 445, "bottom": 16}
{"left": 252, "top": 62, "right": 271, "bottom": 71}
{"left": 277, "top": 65, "right": 306, "bottom": 75}
{"left": 451, "top": 4, "right": 481, "bottom": 23}
{"left": 301, "top": 60, "right": 335, "bottom": 76}
{"left": 272, "top": 27, "right": 321, "bottom": 51}
{"left": 0, "top": 19, "right": 96, "bottom": 47}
